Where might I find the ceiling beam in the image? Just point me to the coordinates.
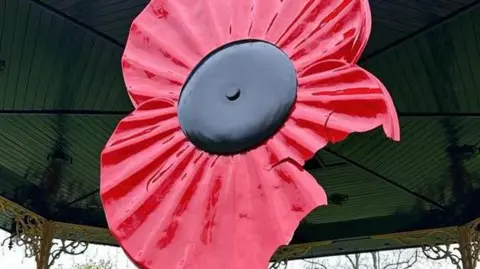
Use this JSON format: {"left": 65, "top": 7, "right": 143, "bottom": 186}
{"left": 53, "top": 188, "right": 100, "bottom": 216}
{"left": 399, "top": 112, "right": 480, "bottom": 118}
{"left": 26, "top": 0, "right": 124, "bottom": 48}
{"left": 360, "top": 0, "right": 480, "bottom": 62}
{"left": 0, "top": 109, "right": 130, "bottom": 116}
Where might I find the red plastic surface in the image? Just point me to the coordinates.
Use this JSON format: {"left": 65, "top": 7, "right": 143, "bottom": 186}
{"left": 102, "top": 0, "right": 400, "bottom": 268}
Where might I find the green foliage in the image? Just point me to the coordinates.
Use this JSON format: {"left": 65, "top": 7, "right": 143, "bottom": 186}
{"left": 73, "top": 259, "right": 113, "bottom": 269}
{"left": 55, "top": 259, "right": 114, "bottom": 269}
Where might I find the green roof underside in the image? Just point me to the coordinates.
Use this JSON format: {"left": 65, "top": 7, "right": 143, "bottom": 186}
{"left": 1, "top": 0, "right": 480, "bottom": 258}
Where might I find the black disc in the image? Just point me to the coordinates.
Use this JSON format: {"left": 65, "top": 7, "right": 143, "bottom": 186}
{"left": 178, "top": 40, "right": 297, "bottom": 154}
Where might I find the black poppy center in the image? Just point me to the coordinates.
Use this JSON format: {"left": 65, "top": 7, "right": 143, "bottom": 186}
{"left": 178, "top": 40, "right": 297, "bottom": 154}
{"left": 225, "top": 87, "right": 241, "bottom": 101}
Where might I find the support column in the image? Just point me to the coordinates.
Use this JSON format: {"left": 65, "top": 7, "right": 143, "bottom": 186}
{"left": 418, "top": 218, "right": 479, "bottom": 269}
{"left": 36, "top": 222, "right": 54, "bottom": 269}
{"left": 1, "top": 196, "right": 115, "bottom": 268}
{"left": 372, "top": 218, "right": 479, "bottom": 269}
{"left": 0, "top": 196, "right": 46, "bottom": 262}
{"left": 457, "top": 218, "right": 479, "bottom": 269}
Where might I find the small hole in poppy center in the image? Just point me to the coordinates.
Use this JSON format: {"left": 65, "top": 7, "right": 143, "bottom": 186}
{"left": 226, "top": 88, "right": 241, "bottom": 101}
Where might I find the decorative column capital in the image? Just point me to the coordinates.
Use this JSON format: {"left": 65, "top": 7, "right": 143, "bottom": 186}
{"left": 0, "top": 195, "right": 114, "bottom": 268}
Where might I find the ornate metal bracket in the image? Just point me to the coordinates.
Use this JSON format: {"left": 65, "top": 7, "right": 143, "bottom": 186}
{"left": 374, "top": 219, "right": 479, "bottom": 269}
{"left": 269, "top": 240, "right": 333, "bottom": 268}
{"left": 0, "top": 195, "right": 114, "bottom": 268}
{"left": 0, "top": 194, "right": 46, "bottom": 260}
{"left": 457, "top": 218, "right": 479, "bottom": 269}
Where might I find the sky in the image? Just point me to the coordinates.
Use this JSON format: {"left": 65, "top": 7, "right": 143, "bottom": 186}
{"left": 0, "top": 229, "right": 473, "bottom": 269}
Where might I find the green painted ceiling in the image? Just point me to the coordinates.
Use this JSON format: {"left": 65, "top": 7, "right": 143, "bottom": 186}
{"left": 0, "top": 0, "right": 479, "bottom": 258}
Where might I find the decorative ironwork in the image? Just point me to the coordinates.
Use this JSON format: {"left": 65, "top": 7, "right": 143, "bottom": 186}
{"left": 273, "top": 245, "right": 312, "bottom": 260}
{"left": 269, "top": 244, "right": 312, "bottom": 269}
{"left": 422, "top": 244, "right": 462, "bottom": 269}
{"left": 268, "top": 240, "right": 333, "bottom": 269}
{"left": 49, "top": 239, "right": 88, "bottom": 267}
{"left": 373, "top": 226, "right": 459, "bottom": 246}
{"left": 0, "top": 195, "right": 45, "bottom": 259}
{"left": 458, "top": 218, "right": 480, "bottom": 269}
{"left": 52, "top": 222, "right": 115, "bottom": 246}
{"left": 418, "top": 219, "right": 479, "bottom": 269}
{"left": 269, "top": 260, "right": 288, "bottom": 269}
{"left": 374, "top": 218, "right": 479, "bottom": 269}
{"left": 0, "top": 195, "right": 115, "bottom": 268}
{"left": 470, "top": 218, "right": 480, "bottom": 268}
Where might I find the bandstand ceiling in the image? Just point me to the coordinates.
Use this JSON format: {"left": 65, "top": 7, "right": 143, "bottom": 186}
{"left": 0, "top": 0, "right": 479, "bottom": 259}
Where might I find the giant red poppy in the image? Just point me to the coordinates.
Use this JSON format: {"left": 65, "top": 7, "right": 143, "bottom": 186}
{"left": 100, "top": 0, "right": 400, "bottom": 269}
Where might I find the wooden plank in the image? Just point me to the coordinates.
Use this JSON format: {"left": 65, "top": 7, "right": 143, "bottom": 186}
{"left": 382, "top": 0, "right": 463, "bottom": 17}
{"left": 88, "top": 2, "right": 143, "bottom": 27}
{"left": 447, "top": 17, "right": 480, "bottom": 112}
{"left": 32, "top": 16, "right": 65, "bottom": 109}
{"left": 56, "top": 31, "right": 94, "bottom": 110}
{"left": 105, "top": 68, "right": 131, "bottom": 111}
{"left": 0, "top": 0, "right": 6, "bottom": 70}
{"left": 371, "top": 2, "right": 432, "bottom": 30}
{"left": 0, "top": 118, "right": 52, "bottom": 178}
{"left": 92, "top": 52, "right": 117, "bottom": 110}
{"left": 403, "top": 40, "right": 437, "bottom": 111}
{"left": 22, "top": 8, "right": 53, "bottom": 108}
{"left": 81, "top": 46, "right": 114, "bottom": 110}
{"left": 376, "top": 51, "right": 414, "bottom": 111}
{"left": 4, "top": 0, "right": 31, "bottom": 110}
{"left": 332, "top": 119, "right": 448, "bottom": 193}
{"left": 49, "top": 27, "right": 87, "bottom": 109}
{"left": 74, "top": 41, "right": 105, "bottom": 109}
{"left": 0, "top": 0, "right": 19, "bottom": 109}
{"left": 13, "top": 2, "right": 42, "bottom": 109}
{"left": 41, "top": 23, "right": 78, "bottom": 109}
{"left": 364, "top": 54, "right": 409, "bottom": 110}
{"left": 394, "top": 48, "right": 428, "bottom": 111}
{"left": 459, "top": 11, "right": 480, "bottom": 111}
{"left": 416, "top": 30, "right": 468, "bottom": 112}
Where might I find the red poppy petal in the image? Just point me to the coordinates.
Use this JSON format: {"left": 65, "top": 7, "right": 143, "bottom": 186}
{"left": 255, "top": 1, "right": 316, "bottom": 42}
{"left": 123, "top": 0, "right": 227, "bottom": 107}
{"left": 288, "top": 60, "right": 399, "bottom": 154}
{"left": 123, "top": 0, "right": 371, "bottom": 106}
{"left": 103, "top": 98, "right": 179, "bottom": 148}
{"left": 277, "top": 0, "right": 370, "bottom": 70}
{"left": 101, "top": 98, "right": 190, "bottom": 204}
{"left": 102, "top": 144, "right": 326, "bottom": 269}
{"left": 271, "top": 121, "right": 329, "bottom": 167}
{"left": 184, "top": 0, "right": 317, "bottom": 43}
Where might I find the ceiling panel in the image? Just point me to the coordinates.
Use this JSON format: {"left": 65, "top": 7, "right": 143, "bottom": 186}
{"left": 0, "top": 0, "right": 132, "bottom": 112}
{"left": 0, "top": 114, "right": 120, "bottom": 213}
{"left": 329, "top": 117, "right": 480, "bottom": 215}
{"left": 307, "top": 165, "right": 420, "bottom": 224}
{"left": 364, "top": 4, "right": 480, "bottom": 114}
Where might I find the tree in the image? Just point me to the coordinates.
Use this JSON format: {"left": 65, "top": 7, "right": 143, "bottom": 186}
{"left": 303, "top": 249, "right": 419, "bottom": 269}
